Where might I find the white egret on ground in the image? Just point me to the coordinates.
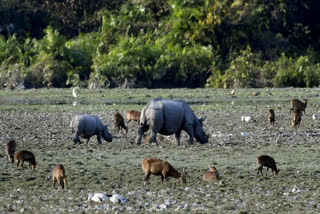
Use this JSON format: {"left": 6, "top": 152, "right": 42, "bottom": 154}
{"left": 88, "top": 193, "right": 110, "bottom": 204}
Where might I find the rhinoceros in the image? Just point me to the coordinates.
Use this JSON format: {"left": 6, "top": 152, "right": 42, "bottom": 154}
{"left": 136, "top": 98, "right": 209, "bottom": 145}
{"left": 70, "top": 114, "right": 112, "bottom": 144}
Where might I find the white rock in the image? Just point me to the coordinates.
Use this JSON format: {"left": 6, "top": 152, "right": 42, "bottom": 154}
{"left": 160, "top": 204, "right": 169, "bottom": 210}
{"left": 292, "top": 186, "right": 300, "bottom": 193}
{"left": 184, "top": 187, "right": 192, "bottom": 191}
{"left": 241, "top": 132, "right": 250, "bottom": 137}
{"left": 175, "top": 205, "right": 183, "bottom": 211}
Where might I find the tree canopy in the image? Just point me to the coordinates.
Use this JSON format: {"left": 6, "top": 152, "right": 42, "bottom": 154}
{"left": 0, "top": 0, "right": 319, "bottom": 89}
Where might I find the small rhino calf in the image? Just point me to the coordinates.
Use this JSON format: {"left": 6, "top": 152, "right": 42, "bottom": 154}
{"left": 203, "top": 164, "right": 220, "bottom": 181}
{"left": 114, "top": 112, "right": 128, "bottom": 133}
{"left": 16, "top": 150, "right": 37, "bottom": 170}
{"left": 257, "top": 155, "right": 279, "bottom": 176}
{"left": 268, "top": 109, "right": 275, "bottom": 126}
{"left": 52, "top": 164, "right": 67, "bottom": 189}
{"left": 142, "top": 157, "right": 186, "bottom": 184}
{"left": 5, "top": 139, "right": 16, "bottom": 163}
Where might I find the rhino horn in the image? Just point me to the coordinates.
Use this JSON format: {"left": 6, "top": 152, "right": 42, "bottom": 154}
{"left": 199, "top": 116, "right": 207, "bottom": 122}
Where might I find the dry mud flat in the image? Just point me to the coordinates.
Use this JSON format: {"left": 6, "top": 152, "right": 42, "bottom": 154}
{"left": 0, "top": 88, "right": 320, "bottom": 213}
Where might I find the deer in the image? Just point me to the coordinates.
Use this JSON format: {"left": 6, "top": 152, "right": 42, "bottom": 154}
{"left": 203, "top": 164, "right": 220, "bottom": 181}
{"left": 141, "top": 157, "right": 186, "bottom": 184}
{"left": 268, "top": 109, "right": 275, "bottom": 126}
{"left": 257, "top": 155, "right": 279, "bottom": 176}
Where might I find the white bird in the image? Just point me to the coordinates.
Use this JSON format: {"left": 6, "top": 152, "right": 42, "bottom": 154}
{"left": 72, "top": 87, "right": 79, "bottom": 98}
{"left": 88, "top": 193, "right": 110, "bottom": 204}
{"left": 109, "top": 194, "right": 128, "bottom": 204}
{"left": 244, "top": 116, "right": 252, "bottom": 122}
{"left": 312, "top": 114, "right": 318, "bottom": 121}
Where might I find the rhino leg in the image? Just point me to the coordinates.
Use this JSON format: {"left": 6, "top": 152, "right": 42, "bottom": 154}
{"left": 73, "top": 132, "right": 82, "bottom": 144}
{"left": 149, "top": 130, "right": 158, "bottom": 145}
{"left": 86, "top": 138, "right": 90, "bottom": 144}
{"left": 175, "top": 131, "right": 181, "bottom": 146}
{"left": 97, "top": 133, "right": 102, "bottom": 144}
{"left": 185, "top": 125, "right": 194, "bottom": 144}
{"left": 136, "top": 124, "right": 149, "bottom": 144}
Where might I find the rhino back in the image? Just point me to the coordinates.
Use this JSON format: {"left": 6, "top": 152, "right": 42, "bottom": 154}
{"left": 71, "top": 114, "right": 97, "bottom": 137}
{"left": 161, "top": 99, "right": 186, "bottom": 132}
{"left": 141, "top": 98, "right": 186, "bottom": 134}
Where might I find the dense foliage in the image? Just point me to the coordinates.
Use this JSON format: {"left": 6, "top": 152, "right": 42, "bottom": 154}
{"left": 0, "top": 0, "right": 319, "bottom": 89}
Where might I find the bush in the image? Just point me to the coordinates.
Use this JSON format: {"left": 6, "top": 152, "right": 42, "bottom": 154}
{"left": 24, "top": 55, "right": 72, "bottom": 88}
{"left": 272, "top": 54, "right": 320, "bottom": 87}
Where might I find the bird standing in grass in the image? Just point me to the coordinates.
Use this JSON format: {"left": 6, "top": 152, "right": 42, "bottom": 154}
{"left": 72, "top": 87, "right": 79, "bottom": 106}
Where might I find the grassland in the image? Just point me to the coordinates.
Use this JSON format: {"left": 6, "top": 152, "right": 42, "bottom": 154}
{"left": 0, "top": 88, "right": 320, "bottom": 213}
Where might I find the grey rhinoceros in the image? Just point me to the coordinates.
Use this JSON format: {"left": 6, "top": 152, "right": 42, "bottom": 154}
{"left": 70, "top": 114, "right": 112, "bottom": 144}
{"left": 136, "top": 97, "right": 209, "bottom": 145}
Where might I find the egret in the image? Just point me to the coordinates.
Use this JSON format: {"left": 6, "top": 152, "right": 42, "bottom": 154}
{"left": 109, "top": 194, "right": 128, "bottom": 204}
{"left": 72, "top": 87, "right": 79, "bottom": 98}
{"left": 88, "top": 193, "right": 110, "bottom": 204}
{"left": 312, "top": 114, "right": 318, "bottom": 121}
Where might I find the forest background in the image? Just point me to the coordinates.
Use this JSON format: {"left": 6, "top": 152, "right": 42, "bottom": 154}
{"left": 0, "top": 0, "right": 320, "bottom": 89}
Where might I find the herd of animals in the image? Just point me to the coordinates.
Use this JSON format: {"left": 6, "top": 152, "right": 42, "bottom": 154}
{"left": 3, "top": 96, "right": 311, "bottom": 191}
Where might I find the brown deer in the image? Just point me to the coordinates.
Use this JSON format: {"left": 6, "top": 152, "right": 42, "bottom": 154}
{"left": 51, "top": 164, "right": 67, "bottom": 189}
{"left": 292, "top": 108, "right": 302, "bottom": 128}
{"left": 16, "top": 150, "right": 37, "bottom": 170}
{"left": 290, "top": 99, "right": 307, "bottom": 114}
{"left": 5, "top": 139, "right": 16, "bottom": 163}
{"left": 268, "top": 109, "right": 275, "bottom": 126}
{"left": 142, "top": 134, "right": 165, "bottom": 143}
{"left": 114, "top": 112, "right": 128, "bottom": 133}
{"left": 203, "top": 164, "right": 220, "bottom": 181}
{"left": 141, "top": 157, "right": 186, "bottom": 184}
{"left": 257, "top": 155, "right": 279, "bottom": 176}
{"left": 126, "top": 110, "right": 141, "bottom": 125}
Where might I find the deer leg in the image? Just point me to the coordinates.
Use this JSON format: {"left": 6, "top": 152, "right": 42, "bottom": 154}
{"left": 257, "top": 166, "right": 263, "bottom": 176}
{"left": 53, "top": 178, "right": 56, "bottom": 188}
{"left": 144, "top": 172, "right": 151, "bottom": 185}
{"left": 161, "top": 175, "right": 164, "bottom": 184}
{"left": 63, "top": 177, "right": 67, "bottom": 189}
